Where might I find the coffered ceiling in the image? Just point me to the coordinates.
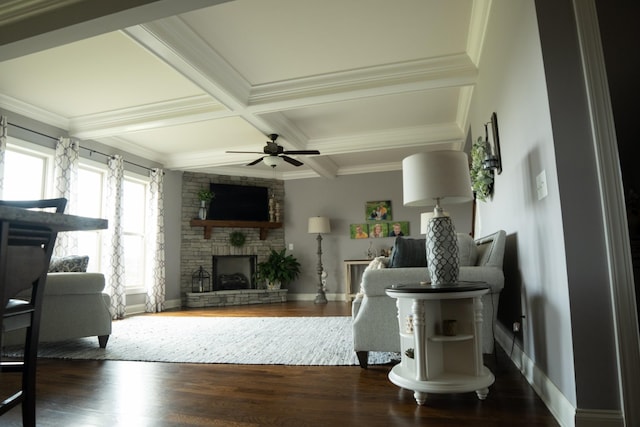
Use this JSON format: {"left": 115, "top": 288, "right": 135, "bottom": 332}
{"left": 0, "top": 0, "right": 490, "bottom": 179}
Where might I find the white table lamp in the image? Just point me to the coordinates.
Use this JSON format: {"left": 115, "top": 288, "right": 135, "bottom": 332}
{"left": 308, "top": 216, "right": 331, "bottom": 303}
{"left": 403, "top": 151, "right": 472, "bottom": 286}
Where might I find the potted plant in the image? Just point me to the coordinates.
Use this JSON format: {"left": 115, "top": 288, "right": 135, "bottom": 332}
{"left": 255, "top": 248, "right": 301, "bottom": 290}
{"left": 197, "top": 189, "right": 214, "bottom": 220}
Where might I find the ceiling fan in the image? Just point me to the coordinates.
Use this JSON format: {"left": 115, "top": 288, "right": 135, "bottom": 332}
{"left": 226, "top": 134, "right": 320, "bottom": 167}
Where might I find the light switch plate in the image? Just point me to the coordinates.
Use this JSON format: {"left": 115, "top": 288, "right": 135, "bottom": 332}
{"left": 536, "top": 170, "right": 548, "bottom": 200}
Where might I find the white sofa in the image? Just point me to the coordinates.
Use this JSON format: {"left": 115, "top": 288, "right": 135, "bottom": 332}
{"left": 3, "top": 272, "right": 112, "bottom": 348}
{"left": 351, "top": 230, "right": 506, "bottom": 368}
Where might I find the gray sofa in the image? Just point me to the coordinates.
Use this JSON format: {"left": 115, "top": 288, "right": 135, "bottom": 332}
{"left": 351, "top": 230, "right": 506, "bottom": 368}
{"left": 3, "top": 272, "right": 112, "bottom": 348}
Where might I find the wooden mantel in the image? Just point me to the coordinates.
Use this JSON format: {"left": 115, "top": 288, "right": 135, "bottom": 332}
{"left": 190, "top": 219, "right": 282, "bottom": 240}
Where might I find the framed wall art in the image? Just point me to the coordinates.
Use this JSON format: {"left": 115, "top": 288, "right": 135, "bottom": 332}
{"left": 387, "top": 221, "right": 409, "bottom": 237}
{"left": 350, "top": 223, "right": 369, "bottom": 239}
{"left": 365, "top": 200, "right": 392, "bottom": 221}
{"left": 368, "top": 222, "right": 388, "bottom": 238}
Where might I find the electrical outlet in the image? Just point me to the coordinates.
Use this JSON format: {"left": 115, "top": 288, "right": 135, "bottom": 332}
{"left": 513, "top": 321, "right": 521, "bottom": 332}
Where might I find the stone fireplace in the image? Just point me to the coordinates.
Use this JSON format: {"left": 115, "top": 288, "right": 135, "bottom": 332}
{"left": 212, "top": 255, "right": 257, "bottom": 290}
{"left": 181, "top": 172, "right": 287, "bottom": 308}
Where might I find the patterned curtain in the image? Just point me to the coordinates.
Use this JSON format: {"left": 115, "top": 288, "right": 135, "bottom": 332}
{"left": 0, "top": 116, "right": 7, "bottom": 198}
{"left": 53, "top": 137, "right": 79, "bottom": 256}
{"left": 104, "top": 155, "right": 126, "bottom": 319}
{"left": 145, "top": 168, "right": 166, "bottom": 312}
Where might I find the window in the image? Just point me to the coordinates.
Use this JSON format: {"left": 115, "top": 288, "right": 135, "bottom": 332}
{"left": 3, "top": 140, "right": 52, "bottom": 199}
{"left": 76, "top": 164, "right": 105, "bottom": 272}
{"left": 122, "top": 176, "right": 148, "bottom": 292}
{"left": 3, "top": 138, "right": 151, "bottom": 293}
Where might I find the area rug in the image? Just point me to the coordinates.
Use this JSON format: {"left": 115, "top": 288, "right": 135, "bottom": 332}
{"left": 4, "top": 316, "right": 398, "bottom": 366}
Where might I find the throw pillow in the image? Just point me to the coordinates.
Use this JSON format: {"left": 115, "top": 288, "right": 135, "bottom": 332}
{"left": 49, "top": 255, "right": 89, "bottom": 272}
{"left": 457, "top": 233, "right": 478, "bottom": 266}
{"left": 389, "top": 237, "right": 427, "bottom": 268}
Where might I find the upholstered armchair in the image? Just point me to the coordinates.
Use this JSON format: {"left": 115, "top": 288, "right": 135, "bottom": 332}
{"left": 351, "top": 230, "right": 506, "bottom": 368}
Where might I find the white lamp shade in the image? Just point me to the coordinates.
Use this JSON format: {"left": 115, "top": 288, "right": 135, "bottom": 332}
{"left": 308, "top": 216, "right": 331, "bottom": 234}
{"left": 402, "top": 151, "right": 473, "bottom": 207}
{"left": 263, "top": 156, "right": 284, "bottom": 168}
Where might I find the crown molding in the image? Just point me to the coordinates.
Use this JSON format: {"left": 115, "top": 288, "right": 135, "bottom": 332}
{"left": 467, "top": 0, "right": 492, "bottom": 67}
{"left": 0, "top": 93, "right": 69, "bottom": 129}
{"left": 70, "top": 95, "right": 229, "bottom": 139}
{"left": 309, "top": 123, "right": 464, "bottom": 155}
{"left": 96, "top": 135, "right": 165, "bottom": 164}
{"left": 248, "top": 54, "right": 478, "bottom": 112}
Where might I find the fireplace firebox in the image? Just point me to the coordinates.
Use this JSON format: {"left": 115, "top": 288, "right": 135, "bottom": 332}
{"left": 212, "top": 255, "right": 257, "bottom": 290}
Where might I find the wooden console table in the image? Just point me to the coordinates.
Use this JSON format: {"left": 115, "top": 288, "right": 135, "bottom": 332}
{"left": 190, "top": 219, "right": 281, "bottom": 240}
{"left": 343, "top": 259, "right": 371, "bottom": 301}
{"left": 385, "top": 282, "right": 494, "bottom": 405}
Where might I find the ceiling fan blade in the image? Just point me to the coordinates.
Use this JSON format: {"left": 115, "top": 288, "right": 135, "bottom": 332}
{"left": 226, "top": 151, "right": 264, "bottom": 154}
{"left": 282, "top": 150, "right": 320, "bottom": 155}
{"left": 247, "top": 157, "right": 264, "bottom": 166}
{"left": 282, "top": 156, "right": 304, "bottom": 167}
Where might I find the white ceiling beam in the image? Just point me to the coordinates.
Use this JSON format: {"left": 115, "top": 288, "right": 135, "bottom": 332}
{"left": 248, "top": 54, "right": 478, "bottom": 113}
{"left": 0, "top": 0, "right": 231, "bottom": 61}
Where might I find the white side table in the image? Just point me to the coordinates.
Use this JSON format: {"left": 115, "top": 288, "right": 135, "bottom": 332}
{"left": 385, "top": 282, "right": 495, "bottom": 405}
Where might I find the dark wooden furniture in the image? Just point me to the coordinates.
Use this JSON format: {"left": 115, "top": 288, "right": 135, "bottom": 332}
{"left": 190, "top": 219, "right": 282, "bottom": 240}
{"left": 0, "top": 199, "right": 107, "bottom": 426}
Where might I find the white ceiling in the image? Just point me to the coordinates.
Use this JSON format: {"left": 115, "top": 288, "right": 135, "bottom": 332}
{"left": 0, "top": 0, "right": 490, "bottom": 180}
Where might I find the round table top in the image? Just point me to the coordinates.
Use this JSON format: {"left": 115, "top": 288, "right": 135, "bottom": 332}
{"left": 386, "top": 281, "right": 489, "bottom": 294}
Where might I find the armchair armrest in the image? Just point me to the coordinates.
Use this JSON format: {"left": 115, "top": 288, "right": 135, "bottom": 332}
{"left": 361, "top": 268, "right": 429, "bottom": 296}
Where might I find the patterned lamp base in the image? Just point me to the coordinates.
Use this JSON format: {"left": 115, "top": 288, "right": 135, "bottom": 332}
{"left": 426, "top": 216, "right": 459, "bottom": 286}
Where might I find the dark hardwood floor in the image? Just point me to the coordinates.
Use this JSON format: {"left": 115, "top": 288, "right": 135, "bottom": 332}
{"left": 0, "top": 301, "right": 559, "bottom": 426}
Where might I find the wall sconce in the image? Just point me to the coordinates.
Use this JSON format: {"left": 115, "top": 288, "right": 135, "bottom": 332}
{"left": 482, "top": 112, "right": 502, "bottom": 174}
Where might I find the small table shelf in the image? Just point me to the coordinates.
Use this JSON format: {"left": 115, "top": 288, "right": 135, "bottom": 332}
{"left": 190, "top": 220, "right": 282, "bottom": 240}
{"left": 386, "top": 282, "right": 494, "bottom": 405}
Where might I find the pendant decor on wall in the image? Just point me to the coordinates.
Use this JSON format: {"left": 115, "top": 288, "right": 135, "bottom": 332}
{"left": 470, "top": 112, "right": 502, "bottom": 202}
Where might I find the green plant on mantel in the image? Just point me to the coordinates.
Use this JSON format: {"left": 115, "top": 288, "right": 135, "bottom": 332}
{"left": 255, "top": 249, "right": 301, "bottom": 289}
{"left": 470, "top": 136, "right": 494, "bottom": 202}
{"left": 197, "top": 189, "right": 215, "bottom": 203}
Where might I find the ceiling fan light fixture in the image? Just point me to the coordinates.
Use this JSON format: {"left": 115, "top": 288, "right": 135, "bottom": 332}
{"left": 263, "top": 156, "right": 284, "bottom": 168}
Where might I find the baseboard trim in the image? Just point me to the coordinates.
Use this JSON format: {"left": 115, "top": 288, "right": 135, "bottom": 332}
{"left": 285, "top": 292, "right": 348, "bottom": 302}
{"left": 127, "top": 298, "right": 182, "bottom": 315}
{"left": 495, "top": 325, "right": 623, "bottom": 427}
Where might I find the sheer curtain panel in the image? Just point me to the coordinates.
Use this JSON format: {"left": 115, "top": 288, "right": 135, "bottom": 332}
{"left": 104, "top": 155, "right": 126, "bottom": 319}
{"left": 53, "top": 137, "right": 79, "bottom": 256}
{"left": 145, "top": 168, "right": 165, "bottom": 312}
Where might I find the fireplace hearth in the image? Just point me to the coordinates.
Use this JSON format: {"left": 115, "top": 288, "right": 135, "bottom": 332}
{"left": 212, "top": 255, "right": 257, "bottom": 291}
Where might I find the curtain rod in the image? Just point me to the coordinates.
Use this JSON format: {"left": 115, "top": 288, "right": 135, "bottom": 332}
{"left": 78, "top": 146, "right": 158, "bottom": 173}
{"left": 7, "top": 121, "right": 158, "bottom": 173}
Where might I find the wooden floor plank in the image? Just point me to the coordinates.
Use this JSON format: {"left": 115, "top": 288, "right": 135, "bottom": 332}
{"left": 0, "top": 302, "right": 559, "bottom": 426}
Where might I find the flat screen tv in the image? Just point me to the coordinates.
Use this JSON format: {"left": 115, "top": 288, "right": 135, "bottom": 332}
{"left": 208, "top": 183, "right": 269, "bottom": 221}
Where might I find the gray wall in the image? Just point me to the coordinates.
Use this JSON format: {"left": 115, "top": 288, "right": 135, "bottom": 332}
{"left": 465, "top": 0, "right": 621, "bottom": 413}
{"left": 468, "top": 0, "right": 577, "bottom": 402}
{"left": 282, "top": 171, "right": 473, "bottom": 299}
